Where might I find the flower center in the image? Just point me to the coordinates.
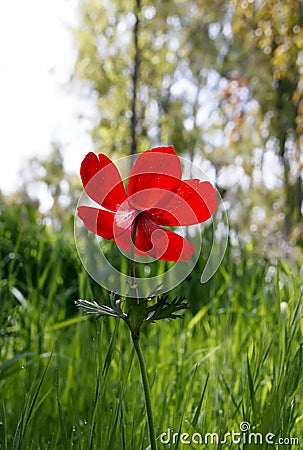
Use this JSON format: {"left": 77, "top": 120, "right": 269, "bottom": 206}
{"left": 115, "top": 204, "right": 137, "bottom": 230}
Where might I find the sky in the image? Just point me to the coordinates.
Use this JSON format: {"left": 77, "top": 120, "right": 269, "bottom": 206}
{"left": 0, "top": 0, "right": 93, "bottom": 195}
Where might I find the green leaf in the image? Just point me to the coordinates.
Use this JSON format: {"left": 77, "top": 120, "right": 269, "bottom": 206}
{"left": 145, "top": 295, "right": 190, "bottom": 323}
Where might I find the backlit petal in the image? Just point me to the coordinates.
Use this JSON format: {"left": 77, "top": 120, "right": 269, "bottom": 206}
{"left": 78, "top": 206, "right": 114, "bottom": 240}
{"left": 80, "top": 152, "right": 126, "bottom": 210}
{"left": 127, "top": 146, "right": 181, "bottom": 210}
{"left": 148, "top": 180, "right": 218, "bottom": 226}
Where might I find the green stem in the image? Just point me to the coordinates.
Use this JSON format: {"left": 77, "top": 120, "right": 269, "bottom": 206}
{"left": 128, "top": 213, "right": 156, "bottom": 447}
{"left": 132, "top": 335, "right": 157, "bottom": 450}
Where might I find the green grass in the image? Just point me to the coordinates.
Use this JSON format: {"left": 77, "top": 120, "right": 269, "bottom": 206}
{"left": 1, "top": 201, "right": 303, "bottom": 449}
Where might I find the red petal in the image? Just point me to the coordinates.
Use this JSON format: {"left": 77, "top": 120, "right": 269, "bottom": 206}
{"left": 148, "top": 180, "right": 218, "bottom": 226}
{"left": 137, "top": 215, "right": 194, "bottom": 261}
{"left": 80, "top": 152, "right": 126, "bottom": 210}
{"left": 127, "top": 146, "right": 182, "bottom": 210}
{"left": 78, "top": 206, "right": 114, "bottom": 240}
{"left": 113, "top": 213, "right": 194, "bottom": 261}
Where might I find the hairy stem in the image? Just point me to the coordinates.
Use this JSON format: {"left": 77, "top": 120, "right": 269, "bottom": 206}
{"left": 132, "top": 335, "right": 157, "bottom": 450}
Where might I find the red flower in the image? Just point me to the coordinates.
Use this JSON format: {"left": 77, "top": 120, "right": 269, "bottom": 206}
{"left": 78, "top": 146, "right": 217, "bottom": 262}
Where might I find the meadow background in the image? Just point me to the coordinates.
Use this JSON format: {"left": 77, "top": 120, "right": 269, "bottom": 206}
{"left": 1, "top": 1, "right": 303, "bottom": 449}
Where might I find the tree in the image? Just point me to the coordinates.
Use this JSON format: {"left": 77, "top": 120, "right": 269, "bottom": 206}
{"left": 73, "top": 0, "right": 225, "bottom": 157}
{"left": 72, "top": 0, "right": 303, "bottom": 255}
{"left": 226, "top": 0, "right": 303, "bottom": 237}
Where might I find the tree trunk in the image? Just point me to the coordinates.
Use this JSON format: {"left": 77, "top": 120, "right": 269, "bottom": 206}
{"left": 130, "top": 0, "right": 141, "bottom": 156}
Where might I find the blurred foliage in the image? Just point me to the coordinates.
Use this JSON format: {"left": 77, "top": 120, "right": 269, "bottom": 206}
{"left": 0, "top": 194, "right": 104, "bottom": 361}
{"left": 1, "top": 195, "right": 303, "bottom": 448}
{"left": 72, "top": 0, "right": 303, "bottom": 260}
{"left": 0, "top": 197, "right": 78, "bottom": 342}
{"left": 226, "top": 0, "right": 303, "bottom": 242}
{"left": 11, "top": 145, "right": 83, "bottom": 232}
{"left": 74, "top": 0, "right": 224, "bottom": 156}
